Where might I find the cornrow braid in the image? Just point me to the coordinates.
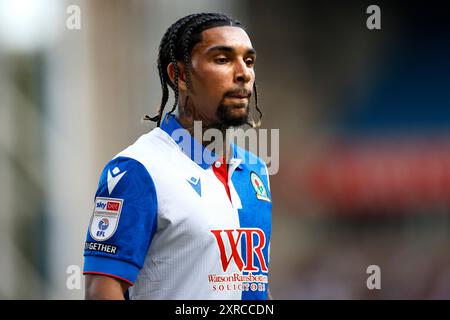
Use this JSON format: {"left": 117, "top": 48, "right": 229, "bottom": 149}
{"left": 253, "top": 82, "right": 263, "bottom": 128}
{"left": 145, "top": 12, "right": 262, "bottom": 128}
{"left": 153, "top": 14, "right": 200, "bottom": 126}
{"left": 144, "top": 14, "right": 199, "bottom": 126}
{"left": 181, "top": 14, "right": 231, "bottom": 91}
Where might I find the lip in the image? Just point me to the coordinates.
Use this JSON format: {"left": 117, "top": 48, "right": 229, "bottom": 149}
{"left": 227, "top": 95, "right": 249, "bottom": 99}
{"left": 227, "top": 96, "right": 249, "bottom": 104}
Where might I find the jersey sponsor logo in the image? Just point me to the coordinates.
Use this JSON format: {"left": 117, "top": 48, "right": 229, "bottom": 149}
{"left": 208, "top": 273, "right": 268, "bottom": 293}
{"left": 95, "top": 198, "right": 121, "bottom": 213}
{"left": 210, "top": 228, "right": 268, "bottom": 273}
{"left": 250, "top": 172, "right": 271, "bottom": 202}
{"left": 89, "top": 197, "right": 123, "bottom": 241}
{"left": 107, "top": 202, "right": 120, "bottom": 211}
{"left": 107, "top": 166, "right": 127, "bottom": 195}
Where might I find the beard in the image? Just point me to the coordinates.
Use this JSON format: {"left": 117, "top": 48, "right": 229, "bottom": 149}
{"left": 183, "top": 88, "right": 252, "bottom": 131}
{"left": 215, "top": 100, "right": 250, "bottom": 129}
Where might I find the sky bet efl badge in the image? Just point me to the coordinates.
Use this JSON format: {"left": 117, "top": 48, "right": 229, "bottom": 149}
{"left": 250, "top": 171, "right": 271, "bottom": 202}
{"left": 89, "top": 197, "right": 123, "bottom": 241}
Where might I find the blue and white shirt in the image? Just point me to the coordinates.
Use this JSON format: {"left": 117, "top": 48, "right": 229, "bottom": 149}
{"left": 83, "top": 114, "right": 272, "bottom": 299}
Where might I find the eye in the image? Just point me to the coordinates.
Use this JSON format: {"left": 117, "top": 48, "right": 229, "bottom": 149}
{"left": 245, "top": 58, "right": 255, "bottom": 67}
{"left": 215, "top": 57, "right": 229, "bottom": 64}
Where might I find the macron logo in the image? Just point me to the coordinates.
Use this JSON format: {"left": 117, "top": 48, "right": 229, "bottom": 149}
{"left": 107, "top": 167, "right": 126, "bottom": 195}
{"left": 187, "top": 177, "right": 201, "bottom": 197}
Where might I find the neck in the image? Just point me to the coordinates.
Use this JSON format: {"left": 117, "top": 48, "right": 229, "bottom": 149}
{"left": 176, "top": 108, "right": 231, "bottom": 162}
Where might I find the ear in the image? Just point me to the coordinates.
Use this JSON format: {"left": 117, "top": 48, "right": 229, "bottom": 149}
{"left": 167, "top": 62, "right": 187, "bottom": 92}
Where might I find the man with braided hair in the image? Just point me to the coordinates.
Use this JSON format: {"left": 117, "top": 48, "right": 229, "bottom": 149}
{"left": 83, "top": 12, "right": 272, "bottom": 300}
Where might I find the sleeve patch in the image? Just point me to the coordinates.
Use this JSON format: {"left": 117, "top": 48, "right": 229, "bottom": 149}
{"left": 89, "top": 197, "right": 124, "bottom": 241}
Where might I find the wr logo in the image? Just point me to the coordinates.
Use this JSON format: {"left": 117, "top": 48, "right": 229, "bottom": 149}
{"left": 211, "top": 228, "right": 268, "bottom": 273}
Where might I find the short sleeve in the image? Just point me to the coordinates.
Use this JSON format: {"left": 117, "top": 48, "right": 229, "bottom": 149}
{"left": 83, "top": 156, "right": 157, "bottom": 285}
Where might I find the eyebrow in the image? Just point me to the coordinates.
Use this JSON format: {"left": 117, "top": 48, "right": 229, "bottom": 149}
{"left": 206, "top": 45, "right": 257, "bottom": 56}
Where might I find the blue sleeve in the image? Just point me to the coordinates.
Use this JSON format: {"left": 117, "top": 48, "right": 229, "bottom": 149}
{"left": 83, "top": 156, "right": 157, "bottom": 285}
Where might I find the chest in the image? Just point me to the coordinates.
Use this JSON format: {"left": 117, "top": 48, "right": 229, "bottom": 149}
{"left": 146, "top": 155, "right": 271, "bottom": 245}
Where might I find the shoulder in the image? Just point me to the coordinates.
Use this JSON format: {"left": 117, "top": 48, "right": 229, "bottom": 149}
{"left": 113, "top": 128, "right": 179, "bottom": 169}
{"left": 96, "top": 127, "right": 179, "bottom": 197}
{"left": 233, "top": 144, "right": 271, "bottom": 193}
{"left": 96, "top": 155, "right": 156, "bottom": 199}
{"left": 233, "top": 144, "right": 268, "bottom": 170}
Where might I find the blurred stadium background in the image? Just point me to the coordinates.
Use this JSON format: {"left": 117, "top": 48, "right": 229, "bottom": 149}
{"left": 0, "top": 0, "right": 449, "bottom": 299}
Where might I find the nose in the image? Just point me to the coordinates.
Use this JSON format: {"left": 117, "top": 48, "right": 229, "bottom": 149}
{"left": 234, "top": 60, "right": 252, "bottom": 84}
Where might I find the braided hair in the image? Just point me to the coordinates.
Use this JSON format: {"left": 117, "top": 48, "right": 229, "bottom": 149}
{"left": 145, "top": 12, "right": 262, "bottom": 127}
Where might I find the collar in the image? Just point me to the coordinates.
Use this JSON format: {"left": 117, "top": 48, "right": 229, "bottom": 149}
{"left": 160, "top": 114, "right": 243, "bottom": 170}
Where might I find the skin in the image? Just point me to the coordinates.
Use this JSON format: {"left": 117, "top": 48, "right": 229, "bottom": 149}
{"left": 170, "top": 26, "right": 257, "bottom": 160}
{"left": 85, "top": 25, "right": 260, "bottom": 300}
{"left": 85, "top": 274, "right": 129, "bottom": 300}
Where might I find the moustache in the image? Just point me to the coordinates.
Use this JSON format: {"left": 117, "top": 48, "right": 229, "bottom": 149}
{"left": 224, "top": 88, "right": 252, "bottom": 99}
